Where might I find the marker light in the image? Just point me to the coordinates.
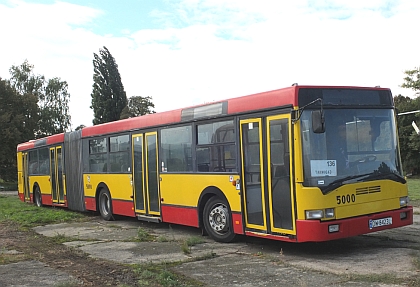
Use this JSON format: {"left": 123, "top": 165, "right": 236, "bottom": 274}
{"left": 305, "top": 210, "right": 323, "bottom": 219}
{"left": 399, "top": 196, "right": 409, "bottom": 207}
{"left": 325, "top": 208, "right": 335, "bottom": 218}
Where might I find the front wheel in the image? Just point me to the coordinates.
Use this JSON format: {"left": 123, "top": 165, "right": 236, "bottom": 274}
{"left": 98, "top": 188, "right": 114, "bottom": 221}
{"left": 203, "top": 196, "right": 236, "bottom": 243}
{"left": 34, "top": 187, "right": 42, "bottom": 207}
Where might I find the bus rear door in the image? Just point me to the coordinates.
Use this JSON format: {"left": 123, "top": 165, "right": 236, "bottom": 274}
{"left": 132, "top": 132, "right": 161, "bottom": 220}
{"left": 240, "top": 114, "right": 296, "bottom": 236}
{"left": 22, "top": 152, "right": 30, "bottom": 201}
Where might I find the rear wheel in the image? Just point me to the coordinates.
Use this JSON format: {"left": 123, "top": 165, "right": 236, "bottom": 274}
{"left": 34, "top": 187, "right": 42, "bottom": 207}
{"left": 203, "top": 196, "right": 236, "bottom": 242}
{"left": 98, "top": 188, "right": 114, "bottom": 221}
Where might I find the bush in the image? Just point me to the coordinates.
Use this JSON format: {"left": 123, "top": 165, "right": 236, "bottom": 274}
{"left": 0, "top": 182, "right": 18, "bottom": 191}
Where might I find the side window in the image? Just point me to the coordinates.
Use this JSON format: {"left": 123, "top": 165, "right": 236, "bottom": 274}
{"left": 89, "top": 138, "right": 108, "bottom": 173}
{"left": 109, "top": 135, "right": 130, "bottom": 172}
{"left": 161, "top": 125, "right": 193, "bottom": 172}
{"left": 28, "top": 150, "right": 39, "bottom": 175}
{"left": 196, "top": 120, "right": 236, "bottom": 172}
{"left": 38, "top": 148, "right": 50, "bottom": 174}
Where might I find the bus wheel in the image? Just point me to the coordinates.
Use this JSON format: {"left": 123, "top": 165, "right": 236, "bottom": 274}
{"left": 34, "top": 187, "right": 42, "bottom": 207}
{"left": 98, "top": 188, "right": 114, "bottom": 221}
{"left": 203, "top": 196, "right": 236, "bottom": 243}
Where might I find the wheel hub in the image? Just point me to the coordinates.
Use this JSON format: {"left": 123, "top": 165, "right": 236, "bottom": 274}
{"left": 209, "top": 205, "right": 228, "bottom": 233}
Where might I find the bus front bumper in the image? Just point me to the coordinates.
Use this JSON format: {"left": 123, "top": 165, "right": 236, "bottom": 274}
{"left": 296, "top": 206, "right": 413, "bottom": 242}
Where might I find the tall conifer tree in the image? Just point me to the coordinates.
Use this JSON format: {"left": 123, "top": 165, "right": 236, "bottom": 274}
{"left": 91, "top": 46, "right": 127, "bottom": 125}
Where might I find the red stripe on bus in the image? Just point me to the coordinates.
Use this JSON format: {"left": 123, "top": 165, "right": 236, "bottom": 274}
{"left": 41, "top": 194, "right": 52, "bottom": 206}
{"left": 85, "top": 197, "right": 96, "bottom": 211}
{"left": 161, "top": 205, "right": 199, "bottom": 227}
{"left": 231, "top": 212, "right": 244, "bottom": 234}
{"left": 112, "top": 200, "right": 135, "bottom": 218}
{"left": 295, "top": 206, "right": 413, "bottom": 242}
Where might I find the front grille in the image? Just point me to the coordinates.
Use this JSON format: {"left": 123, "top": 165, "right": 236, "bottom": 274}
{"left": 356, "top": 185, "right": 381, "bottom": 196}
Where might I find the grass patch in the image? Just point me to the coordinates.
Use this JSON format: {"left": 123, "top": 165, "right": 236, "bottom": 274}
{"left": 0, "top": 195, "right": 85, "bottom": 230}
{"left": 407, "top": 176, "right": 420, "bottom": 207}
{"left": 347, "top": 273, "right": 401, "bottom": 285}
{"left": 0, "top": 250, "right": 29, "bottom": 265}
{"left": 133, "top": 262, "right": 204, "bottom": 287}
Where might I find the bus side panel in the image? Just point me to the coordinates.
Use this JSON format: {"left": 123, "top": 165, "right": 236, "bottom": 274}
{"left": 30, "top": 175, "right": 53, "bottom": 206}
{"left": 84, "top": 174, "right": 135, "bottom": 217}
{"left": 161, "top": 205, "right": 199, "bottom": 227}
{"left": 160, "top": 174, "right": 241, "bottom": 228}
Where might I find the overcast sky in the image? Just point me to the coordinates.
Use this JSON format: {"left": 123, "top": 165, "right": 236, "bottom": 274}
{"left": 0, "top": 0, "right": 418, "bottom": 128}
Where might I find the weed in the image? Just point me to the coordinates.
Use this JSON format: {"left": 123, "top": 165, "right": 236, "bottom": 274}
{"left": 133, "top": 263, "right": 204, "bottom": 287}
{"left": 181, "top": 241, "right": 191, "bottom": 254}
{"left": 185, "top": 236, "right": 204, "bottom": 247}
{"left": 136, "top": 227, "right": 155, "bottom": 242}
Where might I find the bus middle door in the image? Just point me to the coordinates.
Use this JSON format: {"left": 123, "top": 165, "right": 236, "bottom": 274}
{"left": 50, "top": 146, "right": 65, "bottom": 205}
{"left": 132, "top": 132, "right": 161, "bottom": 220}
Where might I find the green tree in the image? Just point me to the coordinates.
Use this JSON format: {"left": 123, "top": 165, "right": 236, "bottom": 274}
{"left": 120, "top": 96, "right": 155, "bottom": 119}
{"left": 37, "top": 78, "right": 71, "bottom": 137}
{"left": 90, "top": 46, "right": 127, "bottom": 125}
{"left": 396, "top": 66, "right": 420, "bottom": 174}
{"left": 401, "top": 67, "right": 420, "bottom": 92}
{"left": 395, "top": 95, "right": 420, "bottom": 174}
{"left": 8, "top": 60, "right": 71, "bottom": 138}
{"left": 0, "top": 78, "right": 38, "bottom": 181}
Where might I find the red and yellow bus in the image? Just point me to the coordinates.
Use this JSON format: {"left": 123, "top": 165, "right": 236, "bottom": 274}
{"left": 17, "top": 85, "right": 413, "bottom": 242}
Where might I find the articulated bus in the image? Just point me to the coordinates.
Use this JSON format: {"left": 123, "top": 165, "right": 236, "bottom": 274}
{"left": 17, "top": 85, "right": 413, "bottom": 242}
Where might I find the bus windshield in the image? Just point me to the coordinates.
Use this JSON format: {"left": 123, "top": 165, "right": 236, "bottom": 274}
{"left": 300, "top": 108, "right": 404, "bottom": 194}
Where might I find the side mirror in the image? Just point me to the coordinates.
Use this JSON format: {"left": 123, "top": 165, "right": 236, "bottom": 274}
{"left": 312, "top": 110, "right": 325, "bottom": 133}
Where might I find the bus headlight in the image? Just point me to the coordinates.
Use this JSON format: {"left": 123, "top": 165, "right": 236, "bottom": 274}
{"left": 305, "top": 210, "right": 323, "bottom": 219}
{"left": 399, "top": 196, "right": 409, "bottom": 207}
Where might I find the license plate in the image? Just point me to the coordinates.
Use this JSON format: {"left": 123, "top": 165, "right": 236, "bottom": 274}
{"left": 369, "top": 217, "right": 392, "bottom": 229}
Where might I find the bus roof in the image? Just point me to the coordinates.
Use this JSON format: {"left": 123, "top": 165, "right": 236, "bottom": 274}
{"left": 17, "top": 85, "right": 391, "bottom": 151}
{"left": 81, "top": 85, "right": 298, "bottom": 137}
{"left": 17, "top": 133, "right": 65, "bottom": 152}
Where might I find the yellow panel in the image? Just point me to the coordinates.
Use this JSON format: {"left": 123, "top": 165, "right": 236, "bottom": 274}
{"left": 295, "top": 180, "right": 408, "bottom": 220}
{"left": 160, "top": 174, "right": 241, "bottom": 211}
{"left": 84, "top": 174, "right": 133, "bottom": 200}
{"left": 30, "top": 175, "right": 52, "bottom": 195}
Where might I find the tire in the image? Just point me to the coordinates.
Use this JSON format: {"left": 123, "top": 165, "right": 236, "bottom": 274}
{"left": 203, "top": 196, "right": 236, "bottom": 243}
{"left": 98, "top": 188, "right": 114, "bottom": 221}
{"left": 34, "top": 187, "right": 42, "bottom": 207}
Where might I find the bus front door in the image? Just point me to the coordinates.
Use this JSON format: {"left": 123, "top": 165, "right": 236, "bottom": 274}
{"left": 132, "top": 132, "right": 161, "bottom": 218}
{"left": 240, "top": 115, "right": 296, "bottom": 236}
{"left": 50, "top": 146, "right": 65, "bottom": 205}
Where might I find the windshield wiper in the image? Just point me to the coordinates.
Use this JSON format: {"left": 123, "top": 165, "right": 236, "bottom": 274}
{"left": 361, "top": 172, "right": 406, "bottom": 184}
{"left": 321, "top": 173, "right": 371, "bottom": 195}
{"left": 320, "top": 172, "right": 406, "bottom": 195}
